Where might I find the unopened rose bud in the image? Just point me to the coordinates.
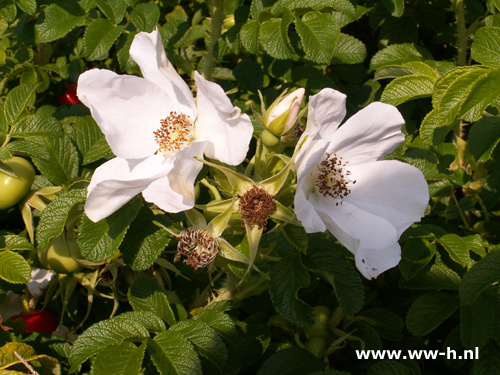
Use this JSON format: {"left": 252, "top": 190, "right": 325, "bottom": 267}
{"left": 264, "top": 88, "right": 305, "bottom": 137}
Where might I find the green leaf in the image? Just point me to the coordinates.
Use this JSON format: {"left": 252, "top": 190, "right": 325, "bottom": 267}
{"left": 70, "top": 311, "right": 165, "bottom": 371}
{"left": 280, "top": 225, "right": 308, "bottom": 252}
{"left": 0, "top": 234, "right": 35, "bottom": 251}
{"left": 130, "top": 3, "right": 160, "bottom": 32}
{"left": 192, "top": 310, "right": 238, "bottom": 344}
{"left": 0, "top": 250, "right": 31, "bottom": 284}
{"left": 382, "top": 0, "right": 404, "bottom": 17}
{"left": 128, "top": 275, "right": 176, "bottom": 326}
{"left": 84, "top": 19, "right": 124, "bottom": 61}
{"left": 4, "top": 84, "right": 38, "bottom": 125}
{"left": 94, "top": 0, "right": 127, "bottom": 25}
{"left": 10, "top": 114, "right": 63, "bottom": 138}
{"left": 370, "top": 43, "right": 423, "bottom": 71}
{"left": 121, "top": 208, "right": 172, "bottom": 271}
{"left": 406, "top": 292, "right": 460, "bottom": 337}
{"left": 439, "top": 234, "right": 470, "bottom": 267}
{"left": 82, "top": 136, "right": 114, "bottom": 165}
{"left": 331, "top": 33, "right": 366, "bottom": 64}
{"left": 259, "top": 11, "right": 294, "bottom": 60}
{"left": 375, "top": 61, "right": 438, "bottom": 80}
{"left": 468, "top": 117, "right": 500, "bottom": 162}
{"left": 233, "top": 59, "right": 264, "bottom": 93}
{"left": 305, "top": 247, "right": 365, "bottom": 315}
{"left": 471, "top": 26, "right": 500, "bottom": 67}
{"left": 360, "top": 309, "right": 404, "bottom": 341}
{"left": 14, "top": 0, "right": 36, "bottom": 15}
{"left": 34, "top": 3, "right": 86, "bottom": 43}
{"left": 90, "top": 342, "right": 146, "bottom": 375}
{"left": 147, "top": 330, "right": 202, "bottom": 375}
{"left": 256, "top": 347, "right": 325, "bottom": 375}
{"left": 474, "top": 342, "right": 500, "bottom": 375}
{"left": 433, "top": 66, "right": 500, "bottom": 126}
{"left": 7, "top": 135, "right": 79, "bottom": 185}
{"left": 269, "top": 255, "right": 314, "bottom": 328}
{"left": 36, "top": 188, "right": 87, "bottom": 251}
{"left": 368, "top": 361, "right": 410, "bottom": 375}
{"left": 69, "top": 116, "right": 103, "bottom": 158}
{"left": 459, "top": 251, "right": 500, "bottom": 305}
{"left": 295, "top": 11, "right": 339, "bottom": 64}
{"left": 240, "top": 19, "right": 260, "bottom": 54}
{"left": 271, "top": 0, "right": 356, "bottom": 16}
{"left": 77, "top": 197, "right": 141, "bottom": 262}
{"left": 399, "top": 255, "right": 462, "bottom": 290}
{"left": 460, "top": 287, "right": 495, "bottom": 349}
{"left": 381, "top": 74, "right": 435, "bottom": 106}
{"left": 399, "top": 239, "right": 436, "bottom": 281}
{"left": 419, "top": 109, "right": 453, "bottom": 145}
{"left": 170, "top": 320, "right": 227, "bottom": 371}
{"left": 116, "top": 32, "right": 137, "bottom": 72}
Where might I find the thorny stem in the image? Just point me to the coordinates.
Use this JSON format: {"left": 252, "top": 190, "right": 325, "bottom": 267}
{"left": 452, "top": 0, "right": 468, "bottom": 66}
{"left": 476, "top": 194, "right": 491, "bottom": 221}
{"left": 200, "top": 178, "right": 222, "bottom": 200}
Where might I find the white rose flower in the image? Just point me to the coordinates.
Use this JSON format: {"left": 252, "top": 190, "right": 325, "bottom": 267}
{"left": 294, "top": 88, "right": 429, "bottom": 279}
{"left": 27, "top": 268, "right": 54, "bottom": 298}
{"left": 77, "top": 28, "right": 253, "bottom": 222}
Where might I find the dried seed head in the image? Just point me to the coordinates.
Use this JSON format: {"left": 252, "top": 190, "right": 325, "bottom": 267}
{"left": 154, "top": 111, "right": 194, "bottom": 154}
{"left": 175, "top": 228, "right": 219, "bottom": 270}
{"left": 239, "top": 185, "right": 276, "bottom": 228}
{"left": 312, "top": 153, "right": 355, "bottom": 205}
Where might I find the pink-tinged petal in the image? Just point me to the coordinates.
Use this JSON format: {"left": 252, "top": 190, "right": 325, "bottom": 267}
{"left": 194, "top": 72, "right": 253, "bottom": 165}
{"left": 77, "top": 69, "right": 176, "bottom": 159}
{"left": 310, "top": 195, "right": 401, "bottom": 279}
{"left": 143, "top": 141, "right": 206, "bottom": 212}
{"left": 327, "top": 102, "right": 405, "bottom": 165}
{"left": 267, "top": 88, "right": 305, "bottom": 132}
{"left": 129, "top": 28, "right": 196, "bottom": 118}
{"left": 346, "top": 160, "right": 429, "bottom": 237}
{"left": 85, "top": 155, "right": 173, "bottom": 222}
{"left": 304, "top": 88, "right": 347, "bottom": 140}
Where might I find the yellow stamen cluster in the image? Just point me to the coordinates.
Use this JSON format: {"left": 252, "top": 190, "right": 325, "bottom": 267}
{"left": 313, "top": 153, "right": 356, "bottom": 205}
{"left": 175, "top": 228, "right": 219, "bottom": 270}
{"left": 154, "top": 111, "right": 193, "bottom": 154}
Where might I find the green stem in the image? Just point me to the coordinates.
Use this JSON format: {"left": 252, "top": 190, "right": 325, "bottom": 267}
{"left": 203, "top": 0, "right": 225, "bottom": 80}
{"left": 200, "top": 178, "right": 222, "bottom": 200}
{"left": 476, "top": 194, "right": 491, "bottom": 221}
{"left": 452, "top": 0, "right": 468, "bottom": 66}
{"left": 451, "top": 190, "right": 471, "bottom": 230}
{"left": 1, "top": 134, "right": 11, "bottom": 148}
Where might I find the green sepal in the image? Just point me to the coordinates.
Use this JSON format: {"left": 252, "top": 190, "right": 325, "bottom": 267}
{"left": 185, "top": 208, "right": 207, "bottom": 229}
{"left": 259, "top": 151, "right": 296, "bottom": 196}
{"left": 207, "top": 198, "right": 236, "bottom": 238}
{"left": 196, "top": 198, "right": 234, "bottom": 213}
{"left": 195, "top": 157, "right": 253, "bottom": 196}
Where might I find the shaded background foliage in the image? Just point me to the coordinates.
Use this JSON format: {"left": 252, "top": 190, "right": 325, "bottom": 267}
{"left": 1, "top": 0, "right": 500, "bottom": 374}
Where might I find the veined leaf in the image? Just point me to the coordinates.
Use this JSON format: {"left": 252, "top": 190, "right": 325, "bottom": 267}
{"left": 0, "top": 234, "right": 34, "bottom": 251}
{"left": 259, "top": 11, "right": 294, "bottom": 60}
{"left": 128, "top": 275, "right": 176, "bottom": 326}
{"left": 70, "top": 311, "right": 165, "bottom": 371}
{"left": 14, "top": 0, "right": 37, "bottom": 15}
{"left": 468, "top": 117, "right": 500, "bottom": 163}
{"left": 84, "top": 19, "right": 124, "bottom": 61}
{"left": 10, "top": 114, "right": 63, "bottom": 138}
{"left": 375, "top": 61, "right": 438, "bottom": 80}
{"left": 34, "top": 3, "right": 86, "bottom": 43}
{"left": 36, "top": 188, "right": 87, "bottom": 251}
{"left": 381, "top": 74, "right": 435, "bottom": 106}
{"left": 331, "top": 33, "right": 367, "bottom": 64}
{"left": 256, "top": 347, "right": 325, "bottom": 375}
{"left": 382, "top": 0, "right": 404, "bottom": 17}
{"left": 147, "top": 331, "right": 202, "bottom": 375}
{"left": 4, "top": 84, "right": 38, "bottom": 125}
{"left": 0, "top": 250, "right": 31, "bottom": 284}
{"left": 192, "top": 310, "right": 238, "bottom": 344}
{"left": 295, "top": 11, "right": 339, "bottom": 64}
{"left": 78, "top": 197, "right": 141, "bottom": 262}
{"left": 271, "top": 0, "right": 356, "bottom": 17}
{"left": 471, "top": 26, "right": 500, "bottom": 67}
{"left": 439, "top": 234, "right": 470, "bottom": 267}
{"left": 370, "top": 43, "right": 423, "bottom": 71}
{"left": 130, "top": 3, "right": 160, "bottom": 32}
{"left": 240, "top": 19, "right": 260, "bottom": 54}
{"left": 460, "top": 287, "right": 496, "bottom": 349}
{"left": 460, "top": 251, "right": 500, "bottom": 305}
{"left": 94, "top": 0, "right": 127, "bottom": 25}
{"left": 406, "top": 292, "right": 460, "bottom": 337}
{"left": 90, "top": 342, "right": 146, "bottom": 375}
{"left": 170, "top": 320, "right": 227, "bottom": 371}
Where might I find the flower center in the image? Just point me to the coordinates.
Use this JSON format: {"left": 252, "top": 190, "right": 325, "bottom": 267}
{"left": 175, "top": 228, "right": 219, "bottom": 270}
{"left": 312, "top": 153, "right": 356, "bottom": 205}
{"left": 239, "top": 185, "right": 276, "bottom": 228}
{"left": 154, "top": 111, "right": 194, "bottom": 154}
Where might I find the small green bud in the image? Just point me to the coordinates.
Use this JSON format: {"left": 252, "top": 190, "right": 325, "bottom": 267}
{"left": 261, "top": 129, "right": 280, "bottom": 148}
